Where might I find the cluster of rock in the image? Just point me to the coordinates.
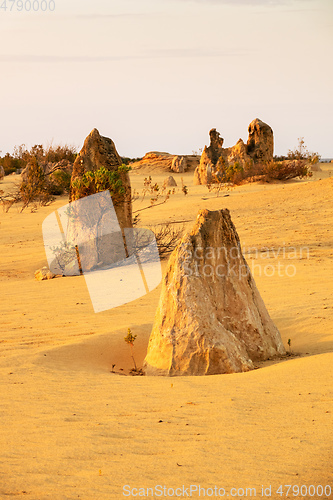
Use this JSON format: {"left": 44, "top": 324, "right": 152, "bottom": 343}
{"left": 194, "top": 118, "right": 274, "bottom": 185}
{"left": 144, "top": 208, "right": 285, "bottom": 376}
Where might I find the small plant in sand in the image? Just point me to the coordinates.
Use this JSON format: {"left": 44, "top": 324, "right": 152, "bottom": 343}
{"left": 132, "top": 176, "right": 174, "bottom": 215}
{"left": 181, "top": 177, "right": 188, "bottom": 196}
{"left": 124, "top": 328, "right": 137, "bottom": 371}
{"left": 288, "top": 338, "right": 292, "bottom": 354}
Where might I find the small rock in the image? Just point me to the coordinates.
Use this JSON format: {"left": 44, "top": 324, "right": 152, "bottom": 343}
{"left": 34, "top": 267, "right": 55, "bottom": 281}
{"left": 163, "top": 176, "right": 177, "bottom": 188}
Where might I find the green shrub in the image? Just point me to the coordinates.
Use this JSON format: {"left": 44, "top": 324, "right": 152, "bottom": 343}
{"left": 48, "top": 170, "right": 72, "bottom": 195}
{"left": 71, "top": 165, "right": 131, "bottom": 201}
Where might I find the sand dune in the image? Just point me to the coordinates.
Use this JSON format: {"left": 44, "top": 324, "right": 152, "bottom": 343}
{"left": 0, "top": 171, "right": 332, "bottom": 499}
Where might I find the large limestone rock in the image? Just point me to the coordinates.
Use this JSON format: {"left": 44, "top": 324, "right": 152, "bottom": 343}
{"left": 70, "top": 128, "right": 132, "bottom": 229}
{"left": 224, "top": 138, "right": 251, "bottom": 165}
{"left": 194, "top": 119, "right": 274, "bottom": 185}
{"left": 194, "top": 129, "right": 224, "bottom": 185}
{"left": 58, "top": 129, "right": 133, "bottom": 275}
{"left": 144, "top": 209, "right": 285, "bottom": 376}
{"left": 247, "top": 118, "right": 274, "bottom": 163}
{"left": 171, "top": 156, "right": 187, "bottom": 173}
{"left": 194, "top": 146, "right": 214, "bottom": 185}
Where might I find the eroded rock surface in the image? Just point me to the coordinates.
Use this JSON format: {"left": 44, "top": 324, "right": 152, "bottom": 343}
{"left": 194, "top": 129, "right": 224, "bottom": 185}
{"left": 70, "top": 128, "right": 132, "bottom": 229}
{"left": 171, "top": 156, "right": 187, "bottom": 173}
{"left": 194, "top": 119, "right": 274, "bottom": 185}
{"left": 144, "top": 209, "right": 285, "bottom": 376}
{"left": 163, "top": 176, "right": 177, "bottom": 188}
{"left": 247, "top": 118, "right": 274, "bottom": 163}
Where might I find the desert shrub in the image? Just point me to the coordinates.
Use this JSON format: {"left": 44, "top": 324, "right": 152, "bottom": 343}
{"left": 0, "top": 142, "right": 77, "bottom": 211}
{"left": 287, "top": 137, "right": 320, "bottom": 162}
{"left": 70, "top": 165, "right": 131, "bottom": 201}
{"left": 44, "top": 144, "right": 77, "bottom": 163}
{"left": 132, "top": 176, "right": 175, "bottom": 214}
{"left": 48, "top": 170, "right": 72, "bottom": 195}
{"left": 208, "top": 158, "right": 312, "bottom": 189}
{"left": 149, "top": 222, "right": 185, "bottom": 259}
{"left": 261, "top": 159, "right": 311, "bottom": 181}
{"left": 19, "top": 157, "right": 54, "bottom": 210}
{"left": 0, "top": 153, "right": 23, "bottom": 175}
{"left": 121, "top": 156, "right": 143, "bottom": 165}
{"left": 12, "top": 143, "right": 77, "bottom": 164}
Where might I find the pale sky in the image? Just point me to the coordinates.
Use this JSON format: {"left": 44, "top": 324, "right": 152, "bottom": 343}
{"left": 1, "top": 0, "right": 332, "bottom": 157}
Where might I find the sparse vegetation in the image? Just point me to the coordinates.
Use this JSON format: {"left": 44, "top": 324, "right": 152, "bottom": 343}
{"left": 121, "top": 156, "right": 143, "bottom": 165}
{"left": 124, "top": 328, "right": 143, "bottom": 376}
{"left": 205, "top": 138, "right": 317, "bottom": 192}
{"left": 0, "top": 142, "right": 77, "bottom": 211}
{"left": 132, "top": 176, "right": 174, "bottom": 214}
{"left": 70, "top": 165, "right": 131, "bottom": 201}
{"left": 149, "top": 222, "right": 185, "bottom": 259}
{"left": 287, "top": 137, "right": 320, "bottom": 163}
{"left": 181, "top": 177, "right": 188, "bottom": 195}
{"left": 206, "top": 157, "right": 312, "bottom": 194}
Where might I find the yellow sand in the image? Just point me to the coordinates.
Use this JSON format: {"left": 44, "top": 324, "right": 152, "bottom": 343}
{"left": 0, "top": 169, "right": 332, "bottom": 499}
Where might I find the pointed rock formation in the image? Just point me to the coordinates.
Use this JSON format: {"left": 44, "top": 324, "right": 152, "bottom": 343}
{"left": 144, "top": 209, "right": 285, "bottom": 376}
{"left": 163, "top": 176, "right": 177, "bottom": 188}
{"left": 247, "top": 118, "right": 274, "bottom": 163}
{"left": 70, "top": 128, "right": 132, "bottom": 229}
{"left": 194, "top": 129, "right": 224, "bottom": 185}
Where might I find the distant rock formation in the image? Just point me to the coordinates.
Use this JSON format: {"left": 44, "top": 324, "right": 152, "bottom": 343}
{"left": 171, "top": 156, "right": 187, "bottom": 173}
{"left": 194, "top": 118, "right": 274, "bottom": 185}
{"left": 144, "top": 209, "right": 285, "bottom": 376}
{"left": 163, "top": 176, "right": 177, "bottom": 188}
{"left": 247, "top": 118, "right": 274, "bottom": 163}
{"left": 131, "top": 152, "right": 174, "bottom": 173}
{"left": 131, "top": 152, "right": 199, "bottom": 174}
{"left": 0, "top": 165, "right": 4, "bottom": 180}
{"left": 193, "top": 129, "right": 224, "bottom": 185}
{"left": 70, "top": 128, "right": 132, "bottom": 229}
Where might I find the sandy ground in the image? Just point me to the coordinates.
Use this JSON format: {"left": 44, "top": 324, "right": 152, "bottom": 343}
{"left": 0, "top": 168, "right": 332, "bottom": 499}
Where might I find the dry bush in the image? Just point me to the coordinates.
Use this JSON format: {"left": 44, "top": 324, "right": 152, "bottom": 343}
{"left": 260, "top": 159, "right": 312, "bottom": 181}
{"left": 132, "top": 176, "right": 176, "bottom": 215}
{"left": 149, "top": 222, "right": 185, "bottom": 259}
{"left": 206, "top": 159, "right": 312, "bottom": 192}
{"left": 19, "top": 157, "right": 55, "bottom": 211}
{"left": 0, "top": 143, "right": 77, "bottom": 211}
